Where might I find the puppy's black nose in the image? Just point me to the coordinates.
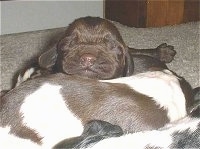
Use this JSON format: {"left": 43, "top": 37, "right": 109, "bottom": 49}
{"left": 80, "top": 53, "right": 96, "bottom": 67}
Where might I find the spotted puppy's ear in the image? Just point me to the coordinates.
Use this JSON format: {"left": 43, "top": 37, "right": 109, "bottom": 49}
{"left": 38, "top": 45, "right": 58, "bottom": 70}
{"left": 53, "top": 120, "right": 123, "bottom": 149}
{"left": 124, "top": 49, "right": 134, "bottom": 76}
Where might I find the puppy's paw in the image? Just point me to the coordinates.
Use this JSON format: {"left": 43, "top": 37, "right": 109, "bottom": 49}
{"left": 157, "top": 43, "right": 176, "bottom": 63}
{"left": 15, "top": 67, "right": 36, "bottom": 87}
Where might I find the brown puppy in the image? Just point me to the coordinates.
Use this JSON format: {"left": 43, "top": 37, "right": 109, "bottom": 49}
{"left": 39, "top": 16, "right": 133, "bottom": 79}
{"left": 38, "top": 17, "right": 175, "bottom": 80}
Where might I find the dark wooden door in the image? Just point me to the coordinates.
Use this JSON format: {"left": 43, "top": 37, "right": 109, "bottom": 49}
{"left": 105, "top": 0, "right": 147, "bottom": 27}
{"left": 105, "top": 0, "right": 200, "bottom": 27}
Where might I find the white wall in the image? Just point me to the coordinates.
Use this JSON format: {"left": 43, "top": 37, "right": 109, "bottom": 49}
{"left": 0, "top": 1, "right": 104, "bottom": 35}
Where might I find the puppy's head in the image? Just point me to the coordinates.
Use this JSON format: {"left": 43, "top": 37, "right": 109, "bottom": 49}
{"left": 39, "top": 17, "right": 133, "bottom": 79}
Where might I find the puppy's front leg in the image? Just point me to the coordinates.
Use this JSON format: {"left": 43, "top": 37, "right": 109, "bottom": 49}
{"left": 129, "top": 43, "right": 176, "bottom": 63}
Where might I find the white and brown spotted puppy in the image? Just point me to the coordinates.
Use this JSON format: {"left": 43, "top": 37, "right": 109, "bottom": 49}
{"left": 0, "top": 70, "right": 187, "bottom": 148}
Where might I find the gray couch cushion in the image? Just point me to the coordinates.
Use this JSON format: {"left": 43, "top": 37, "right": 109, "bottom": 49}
{"left": 1, "top": 21, "right": 199, "bottom": 91}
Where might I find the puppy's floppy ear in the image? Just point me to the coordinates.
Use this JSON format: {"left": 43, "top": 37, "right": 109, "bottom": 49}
{"left": 38, "top": 45, "right": 57, "bottom": 70}
{"left": 39, "top": 31, "right": 78, "bottom": 70}
{"left": 124, "top": 49, "right": 134, "bottom": 76}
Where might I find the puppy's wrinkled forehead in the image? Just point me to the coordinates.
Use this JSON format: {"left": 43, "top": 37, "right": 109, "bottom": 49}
{"left": 67, "top": 17, "right": 125, "bottom": 44}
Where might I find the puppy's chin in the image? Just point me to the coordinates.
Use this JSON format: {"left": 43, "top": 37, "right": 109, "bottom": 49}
{"left": 77, "top": 70, "right": 101, "bottom": 79}
{"left": 63, "top": 67, "right": 119, "bottom": 80}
